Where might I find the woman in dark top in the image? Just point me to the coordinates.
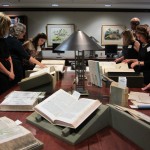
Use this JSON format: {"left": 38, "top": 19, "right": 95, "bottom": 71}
{"left": 6, "top": 23, "right": 46, "bottom": 85}
{"left": 115, "top": 29, "right": 140, "bottom": 67}
{"left": 141, "top": 60, "right": 150, "bottom": 90}
{"left": 22, "top": 33, "right": 47, "bottom": 70}
{"left": 129, "top": 25, "right": 150, "bottom": 84}
{"left": 0, "top": 13, "right": 15, "bottom": 94}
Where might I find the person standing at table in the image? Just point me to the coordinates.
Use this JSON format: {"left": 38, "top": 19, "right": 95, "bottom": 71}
{"left": 22, "top": 33, "right": 47, "bottom": 70}
{"left": 126, "top": 25, "right": 150, "bottom": 85}
{"left": 115, "top": 29, "right": 140, "bottom": 67}
{"left": 6, "top": 23, "right": 46, "bottom": 85}
{"left": 0, "top": 13, "right": 15, "bottom": 94}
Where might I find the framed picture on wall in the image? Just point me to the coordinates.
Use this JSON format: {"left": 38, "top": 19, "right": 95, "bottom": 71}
{"left": 46, "top": 24, "right": 75, "bottom": 47}
{"left": 101, "top": 25, "right": 126, "bottom": 46}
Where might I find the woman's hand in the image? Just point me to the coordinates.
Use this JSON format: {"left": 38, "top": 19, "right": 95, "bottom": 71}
{"left": 39, "top": 63, "right": 47, "bottom": 68}
{"left": 123, "top": 59, "right": 131, "bottom": 63}
{"left": 115, "top": 57, "right": 122, "bottom": 63}
{"left": 8, "top": 71, "right": 15, "bottom": 80}
{"left": 130, "top": 61, "right": 139, "bottom": 68}
{"left": 141, "top": 83, "right": 150, "bottom": 91}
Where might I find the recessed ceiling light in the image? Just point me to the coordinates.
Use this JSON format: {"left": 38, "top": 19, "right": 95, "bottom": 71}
{"left": 52, "top": 4, "right": 59, "bottom": 7}
{"left": 105, "top": 4, "right": 112, "bottom": 7}
{"left": 2, "top": 4, "right": 10, "bottom": 7}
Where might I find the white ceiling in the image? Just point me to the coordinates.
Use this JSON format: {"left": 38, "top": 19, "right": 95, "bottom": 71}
{"left": 0, "top": 0, "right": 150, "bottom": 9}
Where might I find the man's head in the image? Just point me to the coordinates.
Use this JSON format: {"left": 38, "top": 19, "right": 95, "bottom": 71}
{"left": 130, "top": 17, "right": 140, "bottom": 30}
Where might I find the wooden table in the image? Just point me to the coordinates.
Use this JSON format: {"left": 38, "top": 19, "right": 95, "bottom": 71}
{"left": 0, "top": 70, "right": 149, "bottom": 150}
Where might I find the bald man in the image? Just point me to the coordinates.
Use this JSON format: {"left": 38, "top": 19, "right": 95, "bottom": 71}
{"left": 130, "top": 17, "right": 140, "bottom": 39}
{"left": 130, "top": 17, "right": 140, "bottom": 30}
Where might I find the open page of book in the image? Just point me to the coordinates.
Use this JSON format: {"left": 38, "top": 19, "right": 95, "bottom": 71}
{"left": 104, "top": 68, "right": 134, "bottom": 73}
{"left": 116, "top": 63, "right": 129, "bottom": 69}
{"left": 99, "top": 61, "right": 116, "bottom": 74}
{"left": 33, "top": 65, "right": 64, "bottom": 73}
{"left": 55, "top": 98, "right": 101, "bottom": 128}
{"left": 34, "top": 89, "right": 78, "bottom": 123}
{"left": 30, "top": 66, "right": 55, "bottom": 77}
{"left": 0, "top": 91, "right": 42, "bottom": 111}
{"left": 4, "top": 91, "right": 41, "bottom": 99}
{"left": 0, "top": 117, "right": 39, "bottom": 150}
{"left": 105, "top": 63, "right": 134, "bottom": 73}
{"left": 99, "top": 61, "right": 134, "bottom": 74}
{"left": 128, "top": 91, "right": 150, "bottom": 103}
{"left": 34, "top": 89, "right": 101, "bottom": 128}
{"left": 41, "top": 60, "right": 65, "bottom": 65}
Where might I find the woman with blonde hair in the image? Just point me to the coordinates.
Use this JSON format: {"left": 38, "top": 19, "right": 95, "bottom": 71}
{"left": 0, "top": 13, "right": 15, "bottom": 94}
{"left": 115, "top": 29, "right": 140, "bottom": 67}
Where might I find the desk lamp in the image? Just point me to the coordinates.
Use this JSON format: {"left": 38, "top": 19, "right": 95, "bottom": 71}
{"left": 55, "top": 30, "right": 101, "bottom": 95}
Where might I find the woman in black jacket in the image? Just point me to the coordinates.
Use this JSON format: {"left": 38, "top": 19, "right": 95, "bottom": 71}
{"left": 129, "top": 25, "right": 150, "bottom": 85}
{"left": 6, "top": 23, "right": 46, "bottom": 85}
{"left": 0, "top": 13, "right": 15, "bottom": 94}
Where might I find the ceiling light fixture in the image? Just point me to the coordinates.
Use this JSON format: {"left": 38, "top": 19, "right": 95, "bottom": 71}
{"left": 105, "top": 4, "right": 112, "bottom": 7}
{"left": 51, "top": 4, "right": 59, "bottom": 7}
{"left": 2, "top": 4, "right": 10, "bottom": 7}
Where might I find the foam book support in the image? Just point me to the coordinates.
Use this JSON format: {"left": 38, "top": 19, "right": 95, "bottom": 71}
{"left": 27, "top": 104, "right": 150, "bottom": 150}
{"left": 18, "top": 72, "right": 56, "bottom": 93}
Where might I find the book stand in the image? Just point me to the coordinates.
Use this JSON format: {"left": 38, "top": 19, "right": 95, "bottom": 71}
{"left": 27, "top": 105, "right": 150, "bottom": 149}
{"left": 105, "top": 72, "right": 144, "bottom": 88}
{"left": 18, "top": 72, "right": 56, "bottom": 93}
{"left": 27, "top": 105, "right": 109, "bottom": 144}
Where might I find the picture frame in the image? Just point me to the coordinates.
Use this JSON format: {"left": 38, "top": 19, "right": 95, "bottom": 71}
{"left": 46, "top": 24, "right": 75, "bottom": 47}
{"left": 101, "top": 25, "right": 126, "bottom": 46}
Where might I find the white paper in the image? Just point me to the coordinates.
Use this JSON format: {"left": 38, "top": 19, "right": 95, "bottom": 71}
{"left": 118, "top": 76, "right": 127, "bottom": 88}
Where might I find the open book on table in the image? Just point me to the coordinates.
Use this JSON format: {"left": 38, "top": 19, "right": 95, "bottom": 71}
{"left": 0, "top": 91, "right": 45, "bottom": 111}
{"left": 128, "top": 91, "right": 150, "bottom": 109}
{"left": 99, "top": 61, "right": 134, "bottom": 74}
{"left": 0, "top": 116, "right": 43, "bottom": 150}
{"left": 34, "top": 89, "right": 101, "bottom": 129}
{"left": 30, "top": 66, "right": 56, "bottom": 77}
{"left": 33, "top": 64, "right": 64, "bottom": 73}
{"left": 41, "top": 60, "right": 65, "bottom": 65}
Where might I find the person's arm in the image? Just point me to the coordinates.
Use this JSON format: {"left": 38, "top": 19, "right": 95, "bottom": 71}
{"left": 141, "top": 83, "right": 150, "bottom": 91}
{"left": 123, "top": 59, "right": 137, "bottom": 64}
{"left": 130, "top": 61, "right": 144, "bottom": 69}
{"left": 114, "top": 56, "right": 124, "bottom": 63}
{"left": 0, "top": 62, "right": 15, "bottom": 80}
{"left": 29, "top": 56, "right": 46, "bottom": 68}
{"left": 133, "top": 40, "right": 140, "bottom": 52}
{"left": 8, "top": 56, "right": 14, "bottom": 73}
